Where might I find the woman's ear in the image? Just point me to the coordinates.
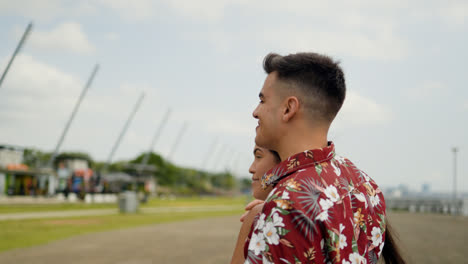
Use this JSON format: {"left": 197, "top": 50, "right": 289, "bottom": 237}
{"left": 282, "top": 96, "right": 299, "bottom": 122}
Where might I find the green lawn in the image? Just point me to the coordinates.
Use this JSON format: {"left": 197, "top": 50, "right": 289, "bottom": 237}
{"left": 0, "top": 196, "right": 247, "bottom": 252}
{"left": 0, "top": 202, "right": 115, "bottom": 214}
{"left": 0, "top": 196, "right": 249, "bottom": 214}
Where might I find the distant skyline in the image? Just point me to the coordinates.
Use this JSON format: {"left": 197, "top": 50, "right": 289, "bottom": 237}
{"left": 0, "top": 0, "right": 467, "bottom": 192}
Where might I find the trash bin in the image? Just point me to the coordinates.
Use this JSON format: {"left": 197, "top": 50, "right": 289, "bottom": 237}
{"left": 119, "top": 191, "right": 139, "bottom": 213}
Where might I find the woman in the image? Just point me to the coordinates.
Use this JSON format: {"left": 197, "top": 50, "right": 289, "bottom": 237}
{"left": 230, "top": 145, "right": 280, "bottom": 264}
{"left": 230, "top": 146, "right": 406, "bottom": 264}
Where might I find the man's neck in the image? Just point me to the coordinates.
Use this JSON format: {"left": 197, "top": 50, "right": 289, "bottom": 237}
{"left": 277, "top": 129, "right": 328, "bottom": 161}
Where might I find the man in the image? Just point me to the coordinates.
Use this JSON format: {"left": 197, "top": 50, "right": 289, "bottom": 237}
{"left": 245, "top": 53, "right": 386, "bottom": 264}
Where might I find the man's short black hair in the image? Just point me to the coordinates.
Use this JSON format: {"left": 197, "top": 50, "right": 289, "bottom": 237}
{"left": 263, "top": 52, "right": 346, "bottom": 122}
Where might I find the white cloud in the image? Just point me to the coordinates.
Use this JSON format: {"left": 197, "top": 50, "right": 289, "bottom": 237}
{"left": 104, "top": 32, "right": 120, "bottom": 41}
{"left": 408, "top": 81, "right": 446, "bottom": 101}
{"left": 258, "top": 27, "right": 408, "bottom": 61}
{"left": 0, "top": 54, "right": 82, "bottom": 147}
{"left": 161, "top": 0, "right": 249, "bottom": 21}
{"left": 0, "top": 54, "right": 81, "bottom": 110}
{"left": 96, "top": 0, "right": 156, "bottom": 21}
{"left": 439, "top": 1, "right": 468, "bottom": 26}
{"left": 333, "top": 91, "right": 393, "bottom": 128}
{"left": 167, "top": 0, "right": 409, "bottom": 61}
{"left": 413, "top": 1, "right": 468, "bottom": 27}
{"left": 0, "top": 0, "right": 96, "bottom": 22}
{"left": 0, "top": 0, "right": 65, "bottom": 22}
{"left": 175, "top": 107, "right": 254, "bottom": 136}
{"left": 14, "top": 22, "right": 95, "bottom": 54}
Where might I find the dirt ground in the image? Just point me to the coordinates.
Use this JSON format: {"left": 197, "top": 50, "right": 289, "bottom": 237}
{"left": 387, "top": 211, "right": 468, "bottom": 264}
{"left": 0, "top": 212, "right": 467, "bottom": 264}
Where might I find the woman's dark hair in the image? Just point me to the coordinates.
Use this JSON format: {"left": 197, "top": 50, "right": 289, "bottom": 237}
{"left": 268, "top": 150, "right": 281, "bottom": 163}
{"left": 263, "top": 52, "right": 346, "bottom": 122}
{"left": 382, "top": 219, "right": 406, "bottom": 264}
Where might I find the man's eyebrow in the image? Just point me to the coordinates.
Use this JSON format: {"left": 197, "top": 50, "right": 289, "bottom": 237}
{"left": 253, "top": 148, "right": 262, "bottom": 155}
{"left": 259, "top": 92, "right": 264, "bottom": 99}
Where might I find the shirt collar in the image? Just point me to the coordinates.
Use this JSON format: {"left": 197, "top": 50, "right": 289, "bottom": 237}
{"left": 260, "top": 141, "right": 336, "bottom": 189}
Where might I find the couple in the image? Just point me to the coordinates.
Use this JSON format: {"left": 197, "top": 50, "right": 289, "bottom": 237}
{"left": 231, "top": 52, "right": 405, "bottom": 264}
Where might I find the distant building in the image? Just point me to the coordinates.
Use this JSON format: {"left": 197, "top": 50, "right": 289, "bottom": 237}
{"left": 421, "top": 183, "right": 431, "bottom": 194}
{"left": 0, "top": 145, "right": 24, "bottom": 168}
{"left": 383, "top": 184, "right": 411, "bottom": 198}
{"left": 63, "top": 159, "right": 89, "bottom": 171}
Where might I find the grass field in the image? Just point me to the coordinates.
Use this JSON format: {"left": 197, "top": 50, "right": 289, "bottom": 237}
{"left": 0, "top": 196, "right": 248, "bottom": 214}
{"left": 0, "top": 196, "right": 246, "bottom": 252}
{"left": 0, "top": 202, "right": 115, "bottom": 214}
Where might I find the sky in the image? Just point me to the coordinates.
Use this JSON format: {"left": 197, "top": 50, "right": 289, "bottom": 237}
{"left": 0, "top": 0, "right": 467, "bottom": 193}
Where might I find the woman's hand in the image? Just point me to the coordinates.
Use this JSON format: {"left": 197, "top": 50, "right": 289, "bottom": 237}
{"left": 240, "top": 199, "right": 265, "bottom": 222}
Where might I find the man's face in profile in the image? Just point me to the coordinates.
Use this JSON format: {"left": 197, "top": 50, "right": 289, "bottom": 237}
{"left": 252, "top": 72, "right": 282, "bottom": 150}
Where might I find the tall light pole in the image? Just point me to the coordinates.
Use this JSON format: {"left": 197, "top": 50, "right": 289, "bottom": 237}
{"left": 452, "top": 147, "right": 459, "bottom": 201}
{"left": 0, "top": 22, "right": 33, "bottom": 90}
{"left": 140, "top": 108, "right": 172, "bottom": 168}
{"left": 47, "top": 64, "right": 99, "bottom": 168}
{"left": 201, "top": 137, "right": 218, "bottom": 171}
{"left": 104, "top": 92, "right": 145, "bottom": 172}
{"left": 167, "top": 122, "right": 188, "bottom": 161}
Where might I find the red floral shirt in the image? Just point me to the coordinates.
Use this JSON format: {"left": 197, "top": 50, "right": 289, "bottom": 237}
{"left": 244, "top": 142, "right": 386, "bottom": 264}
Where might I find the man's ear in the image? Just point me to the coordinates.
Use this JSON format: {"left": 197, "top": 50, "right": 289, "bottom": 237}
{"left": 282, "top": 96, "right": 299, "bottom": 122}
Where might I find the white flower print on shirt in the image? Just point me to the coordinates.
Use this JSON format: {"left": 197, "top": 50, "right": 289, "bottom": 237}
{"left": 316, "top": 210, "right": 329, "bottom": 222}
{"left": 324, "top": 185, "right": 340, "bottom": 202}
{"left": 338, "top": 234, "right": 348, "bottom": 249}
{"left": 370, "top": 195, "right": 380, "bottom": 207}
{"left": 348, "top": 252, "right": 366, "bottom": 264}
{"left": 320, "top": 198, "right": 334, "bottom": 211}
{"left": 371, "top": 226, "right": 383, "bottom": 247}
{"left": 249, "top": 232, "right": 266, "bottom": 255}
{"left": 331, "top": 160, "right": 341, "bottom": 176}
{"left": 263, "top": 222, "right": 280, "bottom": 245}
{"left": 271, "top": 212, "right": 285, "bottom": 227}
{"left": 338, "top": 224, "right": 347, "bottom": 249}
{"left": 353, "top": 192, "right": 368, "bottom": 208}
{"left": 255, "top": 213, "right": 266, "bottom": 231}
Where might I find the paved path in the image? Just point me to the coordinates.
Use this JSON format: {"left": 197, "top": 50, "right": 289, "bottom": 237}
{"left": 0, "top": 215, "right": 242, "bottom": 264}
{"left": 0, "top": 205, "right": 241, "bottom": 221}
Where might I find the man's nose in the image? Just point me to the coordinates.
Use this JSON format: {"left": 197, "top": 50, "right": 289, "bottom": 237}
{"left": 252, "top": 105, "right": 259, "bottom": 119}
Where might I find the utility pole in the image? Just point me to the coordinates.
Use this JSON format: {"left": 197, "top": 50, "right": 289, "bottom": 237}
{"left": 0, "top": 22, "right": 33, "bottom": 90}
{"left": 104, "top": 92, "right": 145, "bottom": 172}
{"left": 201, "top": 137, "right": 218, "bottom": 170}
{"left": 167, "top": 122, "right": 188, "bottom": 161}
{"left": 225, "top": 151, "right": 239, "bottom": 173}
{"left": 140, "top": 108, "right": 171, "bottom": 168}
{"left": 211, "top": 144, "right": 227, "bottom": 172}
{"left": 452, "top": 147, "right": 459, "bottom": 201}
{"left": 47, "top": 64, "right": 99, "bottom": 168}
